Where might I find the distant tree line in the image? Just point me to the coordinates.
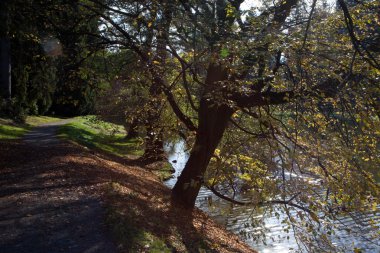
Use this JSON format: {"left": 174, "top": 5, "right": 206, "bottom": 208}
{"left": 0, "top": 0, "right": 106, "bottom": 120}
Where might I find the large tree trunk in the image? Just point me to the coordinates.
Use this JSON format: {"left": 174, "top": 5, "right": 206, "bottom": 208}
{"left": 0, "top": 38, "right": 11, "bottom": 100}
{"left": 0, "top": 1, "right": 11, "bottom": 100}
{"left": 171, "top": 63, "right": 234, "bottom": 208}
{"left": 172, "top": 100, "right": 233, "bottom": 207}
{"left": 125, "top": 118, "right": 139, "bottom": 139}
{"left": 141, "top": 123, "right": 165, "bottom": 162}
{"left": 139, "top": 0, "right": 173, "bottom": 163}
{"left": 141, "top": 80, "right": 165, "bottom": 162}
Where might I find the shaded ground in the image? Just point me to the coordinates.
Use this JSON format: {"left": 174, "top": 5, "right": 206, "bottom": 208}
{"left": 0, "top": 121, "right": 256, "bottom": 253}
{"left": 0, "top": 121, "right": 116, "bottom": 253}
{"left": 23, "top": 119, "right": 73, "bottom": 146}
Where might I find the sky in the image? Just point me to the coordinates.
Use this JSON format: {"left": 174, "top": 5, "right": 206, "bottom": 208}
{"left": 241, "top": 0, "right": 262, "bottom": 10}
{"left": 240, "top": 0, "right": 337, "bottom": 11}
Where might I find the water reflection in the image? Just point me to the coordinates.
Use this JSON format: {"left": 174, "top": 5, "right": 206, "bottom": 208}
{"left": 164, "top": 140, "right": 380, "bottom": 253}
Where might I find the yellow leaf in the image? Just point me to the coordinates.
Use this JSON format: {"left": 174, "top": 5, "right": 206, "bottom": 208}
{"left": 372, "top": 202, "right": 378, "bottom": 212}
{"left": 310, "top": 212, "right": 319, "bottom": 223}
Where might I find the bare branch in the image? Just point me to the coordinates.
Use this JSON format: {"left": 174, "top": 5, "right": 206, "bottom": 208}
{"left": 207, "top": 185, "right": 313, "bottom": 214}
{"left": 233, "top": 90, "right": 295, "bottom": 108}
{"left": 337, "top": 0, "right": 380, "bottom": 69}
{"left": 229, "top": 118, "right": 269, "bottom": 138}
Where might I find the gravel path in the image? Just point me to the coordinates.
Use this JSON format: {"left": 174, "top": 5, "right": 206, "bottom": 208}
{"left": 0, "top": 120, "right": 117, "bottom": 253}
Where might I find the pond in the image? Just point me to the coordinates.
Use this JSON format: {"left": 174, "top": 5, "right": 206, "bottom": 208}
{"left": 164, "top": 140, "right": 380, "bottom": 253}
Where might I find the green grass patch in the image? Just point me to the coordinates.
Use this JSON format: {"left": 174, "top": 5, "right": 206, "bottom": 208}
{"left": 153, "top": 162, "right": 175, "bottom": 181}
{"left": 25, "top": 116, "right": 63, "bottom": 126}
{"left": 0, "top": 116, "right": 63, "bottom": 139}
{"left": 0, "top": 123, "right": 29, "bottom": 139}
{"left": 58, "top": 116, "right": 143, "bottom": 157}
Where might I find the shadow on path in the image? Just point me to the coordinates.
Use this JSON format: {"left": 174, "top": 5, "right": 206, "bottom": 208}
{"left": 0, "top": 120, "right": 117, "bottom": 253}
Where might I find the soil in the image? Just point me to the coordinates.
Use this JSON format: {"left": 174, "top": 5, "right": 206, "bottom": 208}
{"left": 0, "top": 121, "right": 256, "bottom": 253}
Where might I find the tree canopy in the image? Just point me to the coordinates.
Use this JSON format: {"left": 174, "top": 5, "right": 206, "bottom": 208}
{"left": 0, "top": 0, "right": 107, "bottom": 119}
{"left": 86, "top": 0, "right": 380, "bottom": 249}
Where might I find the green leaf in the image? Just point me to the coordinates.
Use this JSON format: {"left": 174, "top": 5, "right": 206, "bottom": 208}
{"left": 220, "top": 48, "right": 229, "bottom": 58}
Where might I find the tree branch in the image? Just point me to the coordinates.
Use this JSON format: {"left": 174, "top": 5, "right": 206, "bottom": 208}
{"left": 337, "top": 0, "right": 380, "bottom": 69}
{"left": 79, "top": 2, "right": 147, "bottom": 60}
{"left": 161, "top": 84, "right": 198, "bottom": 132}
{"left": 229, "top": 118, "right": 268, "bottom": 138}
{"left": 207, "top": 185, "right": 312, "bottom": 214}
{"left": 233, "top": 90, "right": 294, "bottom": 108}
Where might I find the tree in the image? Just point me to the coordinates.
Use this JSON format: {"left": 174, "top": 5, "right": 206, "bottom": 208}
{"left": 86, "top": 0, "right": 379, "bottom": 195}
{"left": 169, "top": 0, "right": 308, "bottom": 207}
{"left": 167, "top": 1, "right": 379, "bottom": 249}
{"left": 0, "top": 0, "right": 106, "bottom": 119}
{"left": 82, "top": 0, "right": 180, "bottom": 161}
{"left": 45, "top": 0, "right": 105, "bottom": 116}
{"left": 78, "top": 0, "right": 380, "bottom": 249}
{"left": 0, "top": 0, "right": 11, "bottom": 101}
{"left": 0, "top": 0, "right": 61, "bottom": 120}
{"left": 95, "top": 50, "right": 150, "bottom": 139}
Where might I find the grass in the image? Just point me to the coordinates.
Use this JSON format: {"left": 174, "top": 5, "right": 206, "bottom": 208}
{"left": 25, "top": 116, "right": 63, "bottom": 126}
{"left": 58, "top": 116, "right": 175, "bottom": 182}
{"left": 0, "top": 116, "right": 62, "bottom": 140}
{"left": 58, "top": 116, "right": 144, "bottom": 157}
{"left": 146, "top": 161, "right": 175, "bottom": 181}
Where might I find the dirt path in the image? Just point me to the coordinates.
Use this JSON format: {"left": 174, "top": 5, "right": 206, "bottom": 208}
{"left": 22, "top": 119, "right": 73, "bottom": 146}
{"left": 0, "top": 120, "right": 117, "bottom": 253}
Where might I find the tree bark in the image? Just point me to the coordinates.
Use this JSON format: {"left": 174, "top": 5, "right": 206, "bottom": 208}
{"left": 172, "top": 63, "right": 234, "bottom": 208}
{"left": 141, "top": 123, "right": 165, "bottom": 162}
{"left": 172, "top": 100, "right": 233, "bottom": 207}
{"left": 0, "top": 38, "right": 11, "bottom": 100}
{"left": 125, "top": 118, "right": 139, "bottom": 139}
{"left": 0, "top": 1, "right": 11, "bottom": 100}
{"left": 139, "top": 0, "right": 173, "bottom": 163}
